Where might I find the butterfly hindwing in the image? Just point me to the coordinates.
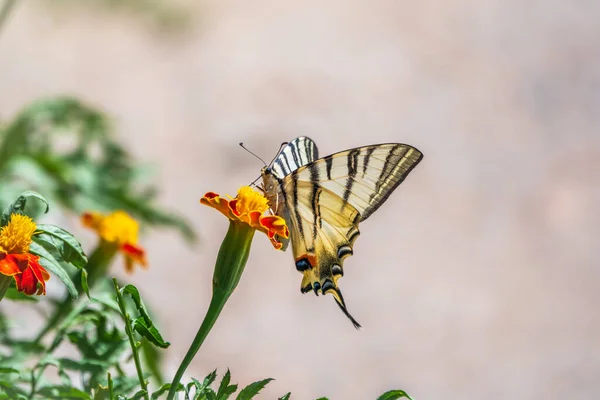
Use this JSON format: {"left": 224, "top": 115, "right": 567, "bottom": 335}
{"left": 262, "top": 137, "right": 423, "bottom": 328}
{"left": 286, "top": 181, "right": 362, "bottom": 328}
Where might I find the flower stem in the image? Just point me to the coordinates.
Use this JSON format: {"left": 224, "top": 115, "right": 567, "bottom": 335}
{"left": 113, "top": 278, "right": 150, "bottom": 400}
{"left": 166, "top": 288, "right": 230, "bottom": 400}
{"left": 166, "top": 221, "right": 255, "bottom": 400}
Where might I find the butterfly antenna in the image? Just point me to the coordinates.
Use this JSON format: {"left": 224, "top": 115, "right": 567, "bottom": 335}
{"left": 239, "top": 142, "right": 267, "bottom": 167}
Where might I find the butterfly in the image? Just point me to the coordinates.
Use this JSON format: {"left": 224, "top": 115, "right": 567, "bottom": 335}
{"left": 260, "top": 137, "right": 423, "bottom": 328}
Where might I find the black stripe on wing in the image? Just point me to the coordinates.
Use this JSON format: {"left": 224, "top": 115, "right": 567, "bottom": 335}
{"left": 270, "top": 136, "right": 319, "bottom": 178}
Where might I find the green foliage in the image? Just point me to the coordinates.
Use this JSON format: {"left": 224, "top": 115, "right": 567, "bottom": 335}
{"left": 376, "top": 390, "right": 414, "bottom": 400}
{"left": 119, "top": 284, "right": 170, "bottom": 349}
{"left": 0, "top": 97, "right": 196, "bottom": 242}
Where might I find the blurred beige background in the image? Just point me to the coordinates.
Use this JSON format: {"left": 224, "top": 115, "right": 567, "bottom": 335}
{"left": 1, "top": 1, "right": 599, "bottom": 399}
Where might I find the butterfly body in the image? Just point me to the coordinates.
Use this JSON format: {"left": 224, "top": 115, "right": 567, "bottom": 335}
{"left": 261, "top": 137, "right": 423, "bottom": 328}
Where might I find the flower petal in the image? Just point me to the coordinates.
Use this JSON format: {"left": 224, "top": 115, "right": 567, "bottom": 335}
{"left": 201, "top": 193, "right": 236, "bottom": 220}
{"left": 121, "top": 243, "right": 147, "bottom": 273}
{"left": 259, "top": 215, "right": 290, "bottom": 239}
{"left": 11, "top": 254, "right": 48, "bottom": 295}
{"left": 0, "top": 253, "right": 21, "bottom": 276}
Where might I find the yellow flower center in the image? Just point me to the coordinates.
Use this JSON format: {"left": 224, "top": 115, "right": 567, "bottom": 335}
{"left": 0, "top": 214, "right": 37, "bottom": 254}
{"left": 235, "top": 186, "right": 269, "bottom": 214}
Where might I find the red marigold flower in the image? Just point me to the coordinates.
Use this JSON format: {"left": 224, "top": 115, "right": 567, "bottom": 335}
{"left": 81, "top": 211, "right": 147, "bottom": 273}
{"left": 200, "top": 186, "right": 289, "bottom": 249}
{"left": 0, "top": 214, "right": 50, "bottom": 295}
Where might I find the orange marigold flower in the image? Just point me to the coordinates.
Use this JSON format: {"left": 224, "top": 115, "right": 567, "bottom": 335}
{"left": 81, "top": 211, "right": 147, "bottom": 273}
{"left": 200, "top": 186, "right": 289, "bottom": 249}
{"left": 0, "top": 214, "right": 50, "bottom": 295}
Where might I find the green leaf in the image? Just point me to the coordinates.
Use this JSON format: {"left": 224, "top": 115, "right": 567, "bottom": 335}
{"left": 128, "top": 390, "right": 148, "bottom": 400}
{"left": 57, "top": 358, "right": 106, "bottom": 374}
{"left": 278, "top": 394, "right": 291, "bottom": 400}
{"left": 133, "top": 317, "right": 169, "bottom": 349}
{"left": 315, "top": 398, "right": 329, "bottom": 400}
{"left": 1, "top": 190, "right": 49, "bottom": 225}
{"left": 376, "top": 390, "right": 414, "bottom": 400}
{"left": 151, "top": 383, "right": 184, "bottom": 399}
{"left": 121, "top": 284, "right": 170, "bottom": 348}
{"left": 34, "top": 224, "right": 88, "bottom": 268}
{"left": 37, "top": 386, "right": 92, "bottom": 400}
{"left": 29, "top": 242, "right": 78, "bottom": 299}
{"left": 0, "top": 368, "right": 18, "bottom": 375}
{"left": 188, "top": 370, "right": 217, "bottom": 399}
{"left": 236, "top": 378, "right": 273, "bottom": 400}
{"left": 3, "top": 287, "right": 39, "bottom": 302}
{"left": 216, "top": 369, "right": 237, "bottom": 400}
{"left": 81, "top": 269, "right": 90, "bottom": 299}
{"left": 202, "top": 370, "right": 217, "bottom": 389}
{"left": 0, "top": 380, "right": 27, "bottom": 399}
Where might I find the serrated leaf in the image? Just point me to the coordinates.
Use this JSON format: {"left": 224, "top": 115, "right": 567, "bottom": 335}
{"left": 29, "top": 242, "right": 78, "bottom": 299}
{"left": 278, "top": 394, "right": 291, "bottom": 400}
{"left": 236, "top": 378, "right": 273, "bottom": 400}
{"left": 1, "top": 191, "right": 49, "bottom": 225}
{"left": 34, "top": 224, "right": 87, "bottom": 268}
{"left": 216, "top": 369, "right": 237, "bottom": 400}
{"left": 376, "top": 390, "right": 414, "bottom": 400}
{"left": 188, "top": 370, "right": 217, "bottom": 399}
{"left": 202, "top": 370, "right": 217, "bottom": 388}
{"left": 151, "top": 383, "right": 184, "bottom": 399}
{"left": 121, "top": 285, "right": 169, "bottom": 348}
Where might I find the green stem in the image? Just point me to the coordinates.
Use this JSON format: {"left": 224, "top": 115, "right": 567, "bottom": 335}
{"left": 0, "top": 275, "right": 12, "bottom": 301}
{"left": 166, "top": 288, "right": 230, "bottom": 399}
{"left": 166, "top": 221, "right": 255, "bottom": 400}
{"left": 113, "top": 278, "right": 150, "bottom": 400}
{"left": 108, "top": 372, "right": 115, "bottom": 400}
{"left": 0, "top": 0, "right": 17, "bottom": 37}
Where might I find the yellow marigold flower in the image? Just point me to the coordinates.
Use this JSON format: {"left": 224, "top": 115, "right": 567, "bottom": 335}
{"left": 0, "top": 214, "right": 50, "bottom": 295}
{"left": 81, "top": 211, "right": 147, "bottom": 273}
{"left": 201, "top": 186, "right": 289, "bottom": 249}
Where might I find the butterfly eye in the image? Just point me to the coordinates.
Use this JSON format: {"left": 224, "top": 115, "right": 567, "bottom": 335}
{"left": 295, "top": 257, "right": 312, "bottom": 272}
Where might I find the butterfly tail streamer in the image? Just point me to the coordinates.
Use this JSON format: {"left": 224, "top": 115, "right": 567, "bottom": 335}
{"left": 331, "top": 287, "right": 362, "bottom": 330}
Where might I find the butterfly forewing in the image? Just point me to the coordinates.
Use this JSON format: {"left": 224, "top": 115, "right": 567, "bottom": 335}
{"left": 289, "top": 144, "right": 423, "bottom": 221}
{"left": 262, "top": 137, "right": 423, "bottom": 328}
{"left": 271, "top": 137, "right": 319, "bottom": 178}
